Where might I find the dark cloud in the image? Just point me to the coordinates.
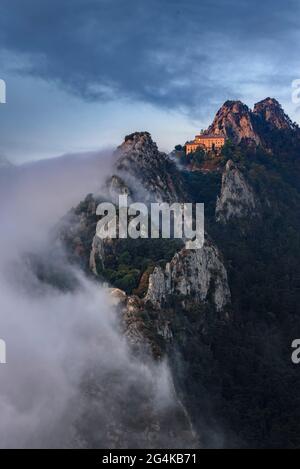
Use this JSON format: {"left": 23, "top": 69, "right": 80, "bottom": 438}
{"left": 0, "top": 0, "right": 299, "bottom": 115}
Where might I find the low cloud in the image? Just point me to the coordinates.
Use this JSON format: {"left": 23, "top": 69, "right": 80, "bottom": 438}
{"left": 0, "top": 151, "right": 196, "bottom": 448}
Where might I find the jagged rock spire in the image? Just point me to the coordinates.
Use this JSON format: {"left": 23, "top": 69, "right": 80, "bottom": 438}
{"left": 206, "top": 97, "right": 298, "bottom": 146}
{"left": 113, "top": 131, "right": 186, "bottom": 203}
{"left": 253, "top": 97, "right": 298, "bottom": 130}
{"left": 206, "top": 100, "right": 261, "bottom": 145}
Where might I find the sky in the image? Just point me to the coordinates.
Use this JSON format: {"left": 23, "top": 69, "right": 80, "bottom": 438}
{"left": 0, "top": 0, "right": 300, "bottom": 164}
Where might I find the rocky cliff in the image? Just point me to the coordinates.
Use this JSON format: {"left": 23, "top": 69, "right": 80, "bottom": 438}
{"left": 60, "top": 131, "right": 230, "bottom": 315}
{"left": 113, "top": 132, "right": 186, "bottom": 203}
{"left": 215, "top": 160, "right": 257, "bottom": 223}
{"left": 205, "top": 97, "right": 298, "bottom": 147}
{"left": 206, "top": 100, "right": 261, "bottom": 145}
{"left": 253, "top": 97, "right": 298, "bottom": 131}
{"left": 145, "top": 241, "right": 230, "bottom": 312}
{"left": 58, "top": 131, "right": 232, "bottom": 368}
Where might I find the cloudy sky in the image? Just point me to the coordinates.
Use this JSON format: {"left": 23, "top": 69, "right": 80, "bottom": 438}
{"left": 0, "top": 0, "right": 299, "bottom": 163}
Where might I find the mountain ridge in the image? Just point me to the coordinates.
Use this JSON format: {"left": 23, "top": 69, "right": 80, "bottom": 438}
{"left": 35, "top": 95, "right": 300, "bottom": 448}
{"left": 203, "top": 97, "right": 299, "bottom": 148}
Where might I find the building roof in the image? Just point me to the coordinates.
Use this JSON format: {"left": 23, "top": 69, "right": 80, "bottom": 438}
{"left": 195, "top": 133, "right": 225, "bottom": 139}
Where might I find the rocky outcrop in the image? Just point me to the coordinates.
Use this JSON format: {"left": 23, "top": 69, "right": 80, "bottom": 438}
{"left": 216, "top": 160, "right": 257, "bottom": 223}
{"left": 206, "top": 100, "right": 261, "bottom": 145}
{"left": 58, "top": 194, "right": 98, "bottom": 271}
{"left": 107, "top": 174, "right": 132, "bottom": 204}
{"left": 145, "top": 241, "right": 231, "bottom": 313}
{"left": 253, "top": 97, "right": 298, "bottom": 131}
{"left": 114, "top": 132, "right": 186, "bottom": 203}
{"left": 60, "top": 131, "right": 232, "bottom": 317}
{"left": 59, "top": 131, "right": 232, "bottom": 369}
{"left": 89, "top": 233, "right": 111, "bottom": 274}
{"left": 205, "top": 98, "right": 299, "bottom": 148}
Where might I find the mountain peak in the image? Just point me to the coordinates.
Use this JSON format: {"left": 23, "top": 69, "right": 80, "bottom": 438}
{"left": 205, "top": 97, "right": 298, "bottom": 146}
{"left": 114, "top": 132, "right": 186, "bottom": 203}
{"left": 206, "top": 100, "right": 261, "bottom": 144}
{"left": 254, "top": 97, "right": 280, "bottom": 107}
{"left": 124, "top": 131, "right": 152, "bottom": 142}
{"left": 221, "top": 100, "right": 250, "bottom": 113}
{"left": 253, "top": 97, "right": 296, "bottom": 130}
{"left": 121, "top": 131, "right": 157, "bottom": 152}
{"left": 115, "top": 131, "right": 160, "bottom": 166}
{"left": 115, "top": 132, "right": 160, "bottom": 165}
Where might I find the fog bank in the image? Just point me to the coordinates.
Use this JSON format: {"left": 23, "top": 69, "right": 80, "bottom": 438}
{"left": 0, "top": 151, "right": 196, "bottom": 448}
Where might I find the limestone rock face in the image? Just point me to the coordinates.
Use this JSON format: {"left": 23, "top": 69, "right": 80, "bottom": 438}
{"left": 89, "top": 229, "right": 117, "bottom": 274}
{"left": 108, "top": 288, "right": 127, "bottom": 306}
{"left": 253, "top": 97, "right": 298, "bottom": 131}
{"left": 114, "top": 132, "right": 186, "bottom": 203}
{"left": 145, "top": 241, "right": 231, "bottom": 312}
{"left": 216, "top": 160, "right": 257, "bottom": 223}
{"left": 206, "top": 100, "right": 261, "bottom": 145}
{"left": 107, "top": 174, "right": 132, "bottom": 204}
{"left": 145, "top": 267, "right": 166, "bottom": 307}
{"left": 206, "top": 98, "right": 298, "bottom": 149}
